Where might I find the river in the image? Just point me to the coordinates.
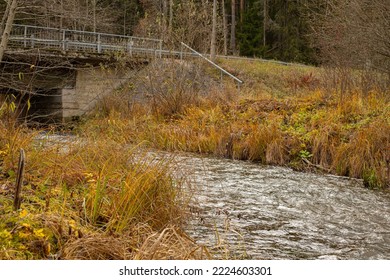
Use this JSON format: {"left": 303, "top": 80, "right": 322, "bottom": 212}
{"left": 168, "top": 153, "right": 390, "bottom": 260}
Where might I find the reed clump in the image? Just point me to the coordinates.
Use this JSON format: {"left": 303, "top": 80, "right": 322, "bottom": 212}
{"left": 0, "top": 116, "right": 206, "bottom": 259}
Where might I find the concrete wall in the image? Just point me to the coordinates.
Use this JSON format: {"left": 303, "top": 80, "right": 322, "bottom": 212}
{"left": 62, "top": 66, "right": 138, "bottom": 121}
{"left": 1, "top": 60, "right": 146, "bottom": 123}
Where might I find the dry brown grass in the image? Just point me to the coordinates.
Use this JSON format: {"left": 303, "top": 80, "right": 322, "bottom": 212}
{"left": 63, "top": 235, "right": 130, "bottom": 260}
{"left": 245, "top": 123, "right": 287, "bottom": 164}
{"left": 309, "top": 124, "right": 343, "bottom": 169}
{"left": 134, "top": 226, "right": 210, "bottom": 260}
{"left": 62, "top": 225, "right": 210, "bottom": 260}
{"left": 0, "top": 115, "right": 202, "bottom": 259}
{"left": 80, "top": 58, "right": 389, "bottom": 188}
{"left": 333, "top": 117, "right": 390, "bottom": 188}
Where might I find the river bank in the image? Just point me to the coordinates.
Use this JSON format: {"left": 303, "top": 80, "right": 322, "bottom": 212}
{"left": 82, "top": 59, "right": 390, "bottom": 189}
{"left": 0, "top": 126, "right": 207, "bottom": 259}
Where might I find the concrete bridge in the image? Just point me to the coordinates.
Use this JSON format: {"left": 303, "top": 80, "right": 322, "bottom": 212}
{"left": 1, "top": 25, "right": 242, "bottom": 123}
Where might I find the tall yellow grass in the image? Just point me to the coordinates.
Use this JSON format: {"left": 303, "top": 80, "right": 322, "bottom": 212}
{"left": 0, "top": 118, "right": 202, "bottom": 259}
{"left": 81, "top": 59, "right": 389, "bottom": 189}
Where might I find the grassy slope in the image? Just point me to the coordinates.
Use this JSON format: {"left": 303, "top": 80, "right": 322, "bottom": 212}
{"left": 83, "top": 58, "right": 390, "bottom": 188}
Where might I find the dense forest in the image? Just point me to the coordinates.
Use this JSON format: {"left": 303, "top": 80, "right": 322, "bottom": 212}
{"left": 1, "top": 0, "right": 389, "bottom": 70}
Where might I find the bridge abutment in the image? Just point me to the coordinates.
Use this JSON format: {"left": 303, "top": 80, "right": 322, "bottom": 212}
{"left": 61, "top": 66, "right": 137, "bottom": 121}
{"left": 1, "top": 54, "right": 147, "bottom": 124}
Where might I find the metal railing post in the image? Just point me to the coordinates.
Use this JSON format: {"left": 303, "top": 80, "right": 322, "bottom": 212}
{"left": 127, "top": 38, "right": 133, "bottom": 56}
{"left": 23, "top": 26, "right": 27, "bottom": 48}
{"left": 159, "top": 40, "right": 162, "bottom": 58}
{"left": 62, "top": 30, "right": 66, "bottom": 51}
{"left": 97, "top": 33, "right": 102, "bottom": 53}
{"left": 30, "top": 34, "right": 35, "bottom": 48}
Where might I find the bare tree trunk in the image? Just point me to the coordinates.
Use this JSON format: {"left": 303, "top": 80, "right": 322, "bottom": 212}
{"left": 169, "top": 0, "right": 173, "bottom": 34}
{"left": 0, "top": 0, "right": 17, "bottom": 63}
{"left": 230, "top": 0, "right": 236, "bottom": 54}
{"left": 92, "top": 0, "right": 96, "bottom": 32}
{"left": 85, "top": 0, "right": 89, "bottom": 31}
{"left": 59, "top": 0, "right": 64, "bottom": 29}
{"left": 222, "top": 0, "right": 228, "bottom": 55}
{"left": 263, "top": 0, "right": 267, "bottom": 51}
{"left": 240, "top": 0, "right": 244, "bottom": 24}
{"left": 163, "top": 0, "right": 168, "bottom": 36}
{"left": 210, "top": 0, "right": 217, "bottom": 61}
{"left": 123, "top": 3, "right": 126, "bottom": 35}
{"left": 0, "top": 0, "right": 11, "bottom": 37}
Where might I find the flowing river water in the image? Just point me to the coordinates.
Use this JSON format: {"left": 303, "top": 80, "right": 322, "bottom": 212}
{"left": 168, "top": 153, "right": 390, "bottom": 260}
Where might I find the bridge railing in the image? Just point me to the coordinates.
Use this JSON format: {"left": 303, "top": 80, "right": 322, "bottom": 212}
{"left": 8, "top": 25, "right": 245, "bottom": 89}
{"left": 9, "top": 24, "right": 163, "bottom": 57}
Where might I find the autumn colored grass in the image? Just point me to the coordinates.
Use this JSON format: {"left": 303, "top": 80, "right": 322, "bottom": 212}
{"left": 0, "top": 116, "right": 207, "bottom": 259}
{"left": 82, "top": 58, "right": 390, "bottom": 189}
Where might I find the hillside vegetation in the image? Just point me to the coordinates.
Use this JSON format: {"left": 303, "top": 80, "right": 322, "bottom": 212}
{"left": 84, "top": 58, "right": 390, "bottom": 189}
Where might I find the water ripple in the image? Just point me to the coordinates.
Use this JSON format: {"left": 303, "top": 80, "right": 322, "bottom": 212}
{"left": 172, "top": 153, "right": 390, "bottom": 260}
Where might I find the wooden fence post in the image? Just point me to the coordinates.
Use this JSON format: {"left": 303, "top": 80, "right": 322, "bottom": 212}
{"left": 13, "top": 148, "right": 25, "bottom": 211}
